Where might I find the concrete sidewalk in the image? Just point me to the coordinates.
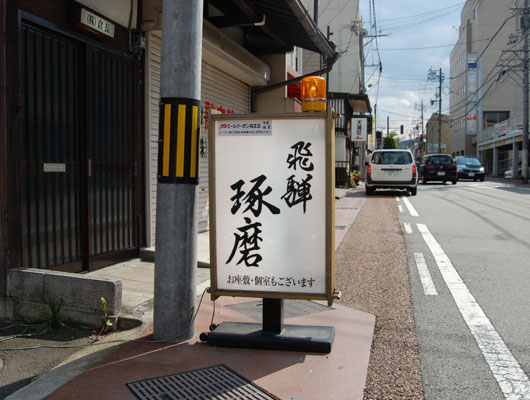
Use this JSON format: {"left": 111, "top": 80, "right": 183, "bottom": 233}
{"left": 10, "top": 187, "right": 374, "bottom": 400}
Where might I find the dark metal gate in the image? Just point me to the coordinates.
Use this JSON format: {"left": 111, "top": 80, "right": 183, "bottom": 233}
{"left": 87, "top": 47, "right": 137, "bottom": 270}
{"left": 20, "top": 23, "right": 138, "bottom": 272}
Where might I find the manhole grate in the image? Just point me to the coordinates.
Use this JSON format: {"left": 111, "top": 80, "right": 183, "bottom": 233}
{"left": 127, "top": 365, "right": 279, "bottom": 400}
{"left": 228, "top": 299, "right": 332, "bottom": 321}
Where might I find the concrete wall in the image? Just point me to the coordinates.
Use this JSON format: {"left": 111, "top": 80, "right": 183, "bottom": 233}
{"left": 6, "top": 268, "right": 122, "bottom": 328}
{"left": 255, "top": 54, "right": 302, "bottom": 113}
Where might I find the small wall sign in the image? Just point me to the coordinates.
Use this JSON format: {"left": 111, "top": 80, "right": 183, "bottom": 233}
{"left": 43, "top": 163, "right": 66, "bottom": 173}
{"left": 77, "top": 8, "right": 115, "bottom": 39}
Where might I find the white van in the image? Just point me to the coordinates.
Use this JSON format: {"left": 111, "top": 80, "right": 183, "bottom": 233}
{"left": 365, "top": 149, "right": 418, "bottom": 196}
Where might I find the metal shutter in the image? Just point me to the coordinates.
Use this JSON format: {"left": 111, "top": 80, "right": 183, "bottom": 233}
{"left": 199, "top": 62, "right": 250, "bottom": 232}
{"left": 145, "top": 32, "right": 250, "bottom": 246}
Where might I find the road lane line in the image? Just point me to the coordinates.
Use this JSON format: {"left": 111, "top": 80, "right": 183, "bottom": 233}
{"left": 404, "top": 223, "right": 413, "bottom": 234}
{"left": 417, "top": 223, "right": 530, "bottom": 399}
{"left": 413, "top": 253, "right": 437, "bottom": 295}
{"left": 398, "top": 205, "right": 404, "bottom": 213}
{"left": 396, "top": 196, "right": 401, "bottom": 202}
{"left": 402, "top": 197, "right": 419, "bottom": 217}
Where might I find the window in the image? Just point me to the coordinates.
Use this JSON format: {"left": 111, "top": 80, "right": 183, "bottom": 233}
{"left": 484, "top": 111, "right": 509, "bottom": 128}
{"left": 428, "top": 155, "right": 453, "bottom": 165}
{"left": 457, "top": 157, "right": 481, "bottom": 166}
{"left": 371, "top": 151, "right": 412, "bottom": 165}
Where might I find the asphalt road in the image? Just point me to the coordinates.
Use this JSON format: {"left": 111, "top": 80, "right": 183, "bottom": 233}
{"left": 400, "top": 179, "right": 530, "bottom": 399}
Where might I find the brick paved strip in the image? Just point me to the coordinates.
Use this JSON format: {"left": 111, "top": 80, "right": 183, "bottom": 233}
{"left": 335, "top": 195, "right": 423, "bottom": 400}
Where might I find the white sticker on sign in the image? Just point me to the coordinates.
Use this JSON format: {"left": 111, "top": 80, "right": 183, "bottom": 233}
{"left": 218, "top": 120, "right": 272, "bottom": 136}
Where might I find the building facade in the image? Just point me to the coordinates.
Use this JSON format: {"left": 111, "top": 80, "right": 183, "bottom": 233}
{"left": 449, "top": 0, "right": 523, "bottom": 175}
{"left": 299, "top": 0, "right": 370, "bottom": 183}
{"left": 425, "top": 113, "right": 453, "bottom": 155}
{"left": 0, "top": 0, "right": 336, "bottom": 306}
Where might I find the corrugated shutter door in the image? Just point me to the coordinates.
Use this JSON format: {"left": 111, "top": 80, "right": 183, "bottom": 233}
{"left": 199, "top": 63, "right": 250, "bottom": 232}
{"left": 146, "top": 32, "right": 250, "bottom": 246}
{"left": 146, "top": 32, "right": 161, "bottom": 247}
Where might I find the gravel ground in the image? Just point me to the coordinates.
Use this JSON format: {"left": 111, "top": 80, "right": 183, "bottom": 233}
{"left": 0, "top": 322, "right": 94, "bottom": 399}
{"left": 335, "top": 193, "right": 424, "bottom": 400}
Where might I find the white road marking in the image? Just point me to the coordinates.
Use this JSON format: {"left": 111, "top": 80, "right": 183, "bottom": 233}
{"left": 398, "top": 205, "right": 404, "bottom": 213}
{"left": 396, "top": 196, "right": 401, "bottom": 202}
{"left": 402, "top": 197, "right": 419, "bottom": 217}
{"left": 417, "top": 223, "right": 530, "bottom": 399}
{"left": 404, "top": 223, "right": 413, "bottom": 234}
{"left": 413, "top": 253, "right": 437, "bottom": 295}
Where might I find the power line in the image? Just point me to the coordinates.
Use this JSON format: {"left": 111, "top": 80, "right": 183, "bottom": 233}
{"left": 378, "top": 109, "right": 420, "bottom": 118}
{"left": 449, "top": 14, "right": 516, "bottom": 80}
{"left": 378, "top": 5, "right": 463, "bottom": 33}
{"left": 377, "top": 2, "right": 465, "bottom": 23}
{"left": 448, "top": 46, "right": 520, "bottom": 112}
{"left": 379, "top": 39, "right": 491, "bottom": 52}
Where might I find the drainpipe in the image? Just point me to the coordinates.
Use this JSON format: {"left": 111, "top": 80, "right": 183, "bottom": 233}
{"left": 251, "top": 54, "right": 339, "bottom": 112}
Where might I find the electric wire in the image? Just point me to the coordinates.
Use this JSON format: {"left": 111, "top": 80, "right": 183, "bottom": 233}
{"left": 448, "top": 46, "right": 520, "bottom": 112}
{"left": 377, "top": 2, "right": 465, "bottom": 24}
{"left": 377, "top": 4, "right": 463, "bottom": 33}
{"left": 450, "top": 13, "right": 516, "bottom": 80}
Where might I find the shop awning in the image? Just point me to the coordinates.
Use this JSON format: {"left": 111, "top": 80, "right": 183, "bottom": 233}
{"left": 206, "top": 0, "right": 337, "bottom": 59}
{"left": 329, "top": 92, "right": 372, "bottom": 114}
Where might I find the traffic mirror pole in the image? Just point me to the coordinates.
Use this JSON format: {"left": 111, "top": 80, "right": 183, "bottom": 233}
{"left": 153, "top": 0, "right": 203, "bottom": 341}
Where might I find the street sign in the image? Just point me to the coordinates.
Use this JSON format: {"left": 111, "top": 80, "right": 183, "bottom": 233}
{"left": 209, "top": 112, "right": 336, "bottom": 305}
{"left": 352, "top": 117, "right": 368, "bottom": 141}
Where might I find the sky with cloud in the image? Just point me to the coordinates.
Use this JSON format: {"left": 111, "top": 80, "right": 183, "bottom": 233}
{"left": 358, "top": 0, "right": 465, "bottom": 140}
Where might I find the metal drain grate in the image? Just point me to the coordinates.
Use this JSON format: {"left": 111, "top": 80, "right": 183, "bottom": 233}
{"left": 228, "top": 299, "right": 332, "bottom": 321}
{"left": 127, "top": 365, "right": 279, "bottom": 400}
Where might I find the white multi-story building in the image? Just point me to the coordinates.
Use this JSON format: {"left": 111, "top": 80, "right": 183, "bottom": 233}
{"left": 449, "top": 0, "right": 525, "bottom": 176}
{"left": 300, "top": 0, "right": 370, "bottom": 184}
{"left": 301, "top": 0, "right": 364, "bottom": 93}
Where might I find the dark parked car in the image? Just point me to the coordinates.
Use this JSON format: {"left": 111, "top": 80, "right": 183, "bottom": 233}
{"left": 455, "top": 156, "right": 485, "bottom": 181}
{"left": 421, "top": 154, "right": 457, "bottom": 184}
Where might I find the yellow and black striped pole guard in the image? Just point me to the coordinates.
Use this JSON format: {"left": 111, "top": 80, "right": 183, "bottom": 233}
{"left": 157, "top": 97, "right": 201, "bottom": 184}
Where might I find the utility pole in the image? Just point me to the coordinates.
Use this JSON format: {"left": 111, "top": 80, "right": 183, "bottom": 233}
{"left": 326, "top": 26, "right": 333, "bottom": 96}
{"left": 415, "top": 101, "right": 425, "bottom": 156}
{"left": 437, "top": 68, "right": 443, "bottom": 153}
{"left": 523, "top": 0, "right": 529, "bottom": 184}
{"left": 154, "top": 0, "right": 203, "bottom": 341}
{"left": 386, "top": 115, "right": 389, "bottom": 137}
{"left": 428, "top": 68, "right": 444, "bottom": 153}
{"left": 420, "top": 100, "right": 425, "bottom": 157}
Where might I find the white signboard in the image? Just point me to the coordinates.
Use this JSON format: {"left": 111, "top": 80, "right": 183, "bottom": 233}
{"left": 210, "top": 114, "right": 333, "bottom": 300}
{"left": 466, "top": 53, "right": 479, "bottom": 134}
{"left": 80, "top": 8, "right": 115, "bottom": 38}
{"left": 467, "top": 114, "right": 477, "bottom": 132}
{"left": 351, "top": 118, "right": 368, "bottom": 141}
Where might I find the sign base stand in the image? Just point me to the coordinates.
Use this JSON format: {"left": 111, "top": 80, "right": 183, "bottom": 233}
{"left": 205, "top": 298, "right": 335, "bottom": 353}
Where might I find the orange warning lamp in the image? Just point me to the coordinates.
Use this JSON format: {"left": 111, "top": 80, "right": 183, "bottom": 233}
{"left": 301, "top": 76, "right": 326, "bottom": 112}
